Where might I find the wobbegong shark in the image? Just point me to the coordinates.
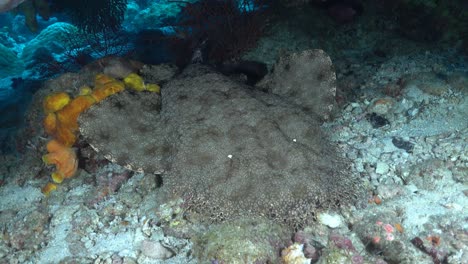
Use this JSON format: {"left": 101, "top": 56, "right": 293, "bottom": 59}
{"left": 0, "top": 0, "right": 25, "bottom": 12}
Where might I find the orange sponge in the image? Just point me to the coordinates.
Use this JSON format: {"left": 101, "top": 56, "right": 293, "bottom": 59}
{"left": 42, "top": 74, "right": 125, "bottom": 147}
{"left": 41, "top": 74, "right": 130, "bottom": 194}
{"left": 94, "top": 73, "right": 116, "bottom": 86}
{"left": 43, "top": 112, "right": 57, "bottom": 136}
{"left": 53, "top": 124, "right": 78, "bottom": 148}
{"left": 42, "top": 139, "right": 78, "bottom": 183}
{"left": 92, "top": 75, "right": 125, "bottom": 102}
{"left": 56, "top": 95, "right": 95, "bottom": 130}
{"left": 53, "top": 95, "right": 96, "bottom": 146}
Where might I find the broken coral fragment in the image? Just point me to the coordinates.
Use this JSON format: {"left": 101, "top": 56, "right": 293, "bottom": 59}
{"left": 42, "top": 139, "right": 78, "bottom": 183}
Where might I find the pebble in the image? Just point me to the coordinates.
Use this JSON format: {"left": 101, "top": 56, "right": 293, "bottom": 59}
{"left": 367, "top": 113, "right": 390, "bottom": 128}
{"left": 139, "top": 240, "right": 174, "bottom": 259}
{"left": 281, "top": 243, "right": 311, "bottom": 264}
{"left": 375, "top": 162, "right": 390, "bottom": 174}
{"left": 318, "top": 213, "right": 343, "bottom": 228}
{"left": 392, "top": 137, "right": 415, "bottom": 153}
{"left": 369, "top": 98, "right": 394, "bottom": 115}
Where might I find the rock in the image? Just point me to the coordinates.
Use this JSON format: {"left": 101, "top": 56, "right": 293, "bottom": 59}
{"left": 392, "top": 137, "right": 414, "bottom": 153}
{"left": 281, "top": 243, "right": 311, "bottom": 264}
{"left": 318, "top": 212, "right": 343, "bottom": 228}
{"left": 193, "top": 219, "right": 290, "bottom": 263}
{"left": 139, "top": 240, "right": 174, "bottom": 259}
{"left": 368, "top": 98, "right": 395, "bottom": 115}
{"left": 375, "top": 162, "right": 390, "bottom": 175}
{"left": 366, "top": 113, "right": 389, "bottom": 128}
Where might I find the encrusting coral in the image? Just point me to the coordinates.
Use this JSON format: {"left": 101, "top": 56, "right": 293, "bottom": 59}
{"left": 41, "top": 72, "right": 160, "bottom": 194}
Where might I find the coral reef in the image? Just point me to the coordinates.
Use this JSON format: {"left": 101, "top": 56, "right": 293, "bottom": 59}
{"left": 0, "top": 43, "right": 24, "bottom": 78}
{"left": 379, "top": 0, "right": 468, "bottom": 43}
{"left": 79, "top": 89, "right": 163, "bottom": 171}
{"left": 175, "top": 0, "right": 270, "bottom": 64}
{"left": 53, "top": 0, "right": 128, "bottom": 34}
{"left": 21, "top": 22, "right": 80, "bottom": 63}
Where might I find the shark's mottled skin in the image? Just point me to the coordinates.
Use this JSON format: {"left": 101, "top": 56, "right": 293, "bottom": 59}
{"left": 0, "top": 0, "right": 26, "bottom": 12}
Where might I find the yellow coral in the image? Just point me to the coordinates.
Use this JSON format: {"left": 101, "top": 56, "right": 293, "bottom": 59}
{"left": 42, "top": 139, "right": 78, "bottom": 183}
{"left": 43, "top": 92, "right": 71, "bottom": 113}
{"left": 79, "top": 86, "right": 93, "bottom": 96}
{"left": 124, "top": 73, "right": 146, "bottom": 92}
{"left": 124, "top": 73, "right": 161, "bottom": 93}
{"left": 146, "top": 83, "right": 161, "bottom": 93}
